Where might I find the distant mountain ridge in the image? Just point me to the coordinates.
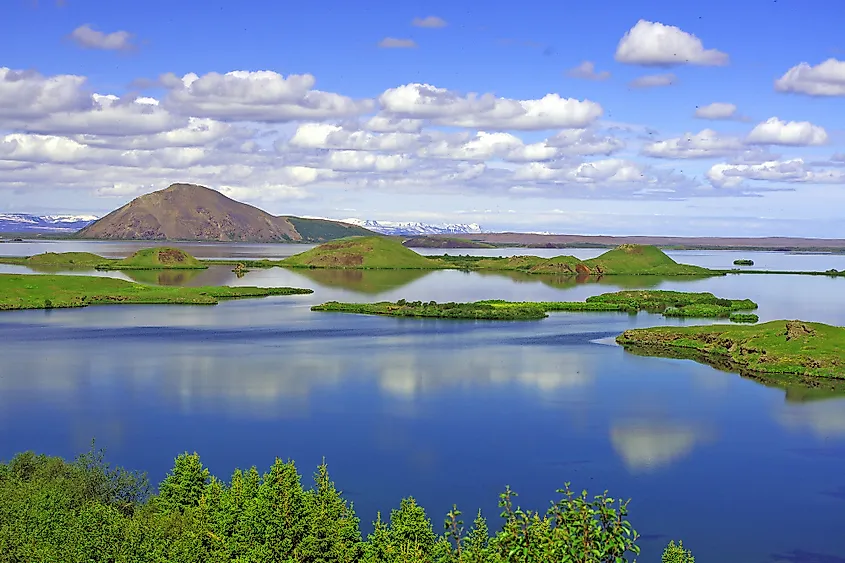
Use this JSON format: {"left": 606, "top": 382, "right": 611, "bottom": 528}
{"left": 76, "top": 183, "right": 375, "bottom": 243}
{"left": 0, "top": 214, "right": 97, "bottom": 233}
{"left": 341, "top": 218, "right": 483, "bottom": 236}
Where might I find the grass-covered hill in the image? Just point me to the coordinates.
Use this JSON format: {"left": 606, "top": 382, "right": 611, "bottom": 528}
{"left": 100, "top": 247, "right": 207, "bottom": 270}
{"left": 0, "top": 252, "right": 109, "bottom": 271}
{"left": 0, "top": 247, "right": 209, "bottom": 271}
{"left": 431, "top": 244, "right": 714, "bottom": 276}
{"left": 617, "top": 320, "right": 845, "bottom": 380}
{"left": 283, "top": 236, "right": 443, "bottom": 269}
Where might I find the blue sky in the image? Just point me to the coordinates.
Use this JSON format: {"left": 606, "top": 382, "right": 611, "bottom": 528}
{"left": 2, "top": 0, "right": 844, "bottom": 236}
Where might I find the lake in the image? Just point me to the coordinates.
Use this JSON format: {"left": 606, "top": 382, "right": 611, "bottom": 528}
{"left": 1, "top": 241, "right": 844, "bottom": 563}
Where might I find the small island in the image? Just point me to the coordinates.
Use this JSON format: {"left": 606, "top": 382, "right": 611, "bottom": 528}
{"left": 0, "top": 247, "right": 208, "bottom": 271}
{"left": 312, "top": 290, "right": 758, "bottom": 321}
{"left": 0, "top": 273, "right": 311, "bottom": 311}
{"left": 617, "top": 320, "right": 845, "bottom": 381}
{"left": 733, "top": 259, "right": 754, "bottom": 266}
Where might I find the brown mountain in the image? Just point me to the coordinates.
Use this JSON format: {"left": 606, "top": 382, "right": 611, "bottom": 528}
{"left": 77, "top": 183, "right": 375, "bottom": 243}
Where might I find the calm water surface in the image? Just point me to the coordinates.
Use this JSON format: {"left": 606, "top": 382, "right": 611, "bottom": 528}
{"left": 1, "top": 241, "right": 844, "bottom": 563}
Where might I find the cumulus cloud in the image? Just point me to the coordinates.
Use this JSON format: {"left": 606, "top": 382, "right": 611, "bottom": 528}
{"left": 412, "top": 16, "right": 447, "bottom": 28}
{"left": 694, "top": 102, "right": 738, "bottom": 120}
{"left": 289, "top": 122, "right": 419, "bottom": 151}
{"left": 419, "top": 131, "right": 559, "bottom": 162}
{"left": 775, "top": 58, "right": 845, "bottom": 97}
{"left": 0, "top": 67, "right": 90, "bottom": 119}
{"left": 746, "top": 117, "right": 828, "bottom": 146}
{"left": 629, "top": 73, "right": 676, "bottom": 88}
{"left": 161, "top": 70, "right": 371, "bottom": 122}
{"left": 513, "top": 158, "right": 648, "bottom": 184}
{"left": 362, "top": 115, "right": 423, "bottom": 133}
{"left": 567, "top": 61, "right": 611, "bottom": 81}
{"left": 545, "top": 129, "right": 625, "bottom": 155}
{"left": 69, "top": 24, "right": 135, "bottom": 51}
{"left": 326, "top": 151, "right": 413, "bottom": 172}
{"left": 707, "top": 159, "right": 845, "bottom": 188}
{"left": 615, "top": 20, "right": 728, "bottom": 66}
{"left": 379, "top": 83, "right": 603, "bottom": 130}
{"left": 378, "top": 37, "right": 417, "bottom": 49}
{"left": 642, "top": 129, "right": 744, "bottom": 159}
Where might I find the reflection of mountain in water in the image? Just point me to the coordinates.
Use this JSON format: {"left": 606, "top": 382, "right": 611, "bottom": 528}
{"left": 295, "top": 268, "right": 432, "bottom": 294}
{"left": 122, "top": 266, "right": 237, "bottom": 287}
{"left": 610, "top": 422, "right": 712, "bottom": 472}
{"left": 475, "top": 271, "right": 711, "bottom": 290}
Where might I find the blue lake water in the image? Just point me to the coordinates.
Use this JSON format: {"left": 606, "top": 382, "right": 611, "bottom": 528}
{"left": 1, "top": 241, "right": 844, "bottom": 562}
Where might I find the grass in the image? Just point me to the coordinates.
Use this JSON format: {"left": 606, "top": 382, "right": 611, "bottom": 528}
{"left": 312, "top": 290, "right": 758, "bottom": 321}
{"left": 0, "top": 247, "right": 208, "bottom": 271}
{"left": 0, "top": 273, "right": 312, "bottom": 311}
{"left": 98, "top": 247, "right": 207, "bottom": 270}
{"left": 430, "top": 244, "right": 715, "bottom": 276}
{"left": 282, "top": 236, "right": 442, "bottom": 269}
{"left": 616, "top": 320, "right": 845, "bottom": 380}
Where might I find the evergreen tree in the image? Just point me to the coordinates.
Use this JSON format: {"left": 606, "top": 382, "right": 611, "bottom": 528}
{"left": 299, "top": 462, "right": 363, "bottom": 563}
{"left": 250, "top": 458, "right": 308, "bottom": 561}
{"left": 463, "top": 510, "right": 490, "bottom": 563}
{"left": 157, "top": 453, "right": 209, "bottom": 513}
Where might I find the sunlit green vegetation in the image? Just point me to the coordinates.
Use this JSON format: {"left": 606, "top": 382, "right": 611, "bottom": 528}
{"left": 313, "top": 290, "right": 758, "bottom": 321}
{"left": 0, "top": 247, "right": 208, "bottom": 271}
{"left": 0, "top": 446, "right": 692, "bottom": 562}
{"left": 282, "top": 236, "right": 442, "bottom": 269}
{"left": 733, "top": 259, "right": 754, "bottom": 266}
{"left": 98, "top": 247, "right": 207, "bottom": 270}
{"left": 0, "top": 273, "right": 311, "bottom": 311}
{"left": 617, "top": 320, "right": 845, "bottom": 379}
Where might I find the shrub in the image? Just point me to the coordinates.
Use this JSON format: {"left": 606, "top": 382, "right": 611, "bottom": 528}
{"left": 662, "top": 539, "right": 696, "bottom": 563}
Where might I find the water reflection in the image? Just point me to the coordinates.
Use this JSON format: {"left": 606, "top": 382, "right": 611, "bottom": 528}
{"left": 295, "top": 268, "right": 432, "bottom": 294}
{"left": 122, "top": 269, "right": 207, "bottom": 286}
{"left": 610, "top": 421, "right": 713, "bottom": 472}
{"left": 778, "top": 399, "right": 845, "bottom": 437}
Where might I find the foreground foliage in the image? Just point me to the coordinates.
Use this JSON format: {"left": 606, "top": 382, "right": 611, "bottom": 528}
{"left": 617, "top": 319, "right": 845, "bottom": 379}
{"left": 312, "top": 290, "right": 758, "bottom": 322}
{"left": 0, "top": 447, "right": 693, "bottom": 562}
{"left": 0, "top": 273, "right": 312, "bottom": 310}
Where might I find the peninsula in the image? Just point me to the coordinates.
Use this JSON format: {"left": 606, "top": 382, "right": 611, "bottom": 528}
{"left": 0, "top": 273, "right": 312, "bottom": 311}
{"left": 312, "top": 290, "right": 759, "bottom": 322}
{"left": 616, "top": 321, "right": 845, "bottom": 381}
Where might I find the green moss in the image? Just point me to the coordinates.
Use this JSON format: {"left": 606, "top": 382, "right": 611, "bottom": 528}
{"left": 0, "top": 273, "right": 311, "bottom": 311}
{"left": 617, "top": 320, "right": 845, "bottom": 380}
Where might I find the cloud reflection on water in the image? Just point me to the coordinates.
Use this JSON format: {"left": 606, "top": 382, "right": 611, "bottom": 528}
{"left": 610, "top": 421, "right": 714, "bottom": 473}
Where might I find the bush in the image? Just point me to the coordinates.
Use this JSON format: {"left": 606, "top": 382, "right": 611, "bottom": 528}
{"left": 663, "top": 539, "right": 696, "bottom": 562}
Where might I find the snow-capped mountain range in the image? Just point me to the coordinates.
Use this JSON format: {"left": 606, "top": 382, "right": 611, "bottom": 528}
{"left": 341, "top": 219, "right": 483, "bottom": 236}
{"left": 0, "top": 214, "right": 98, "bottom": 233}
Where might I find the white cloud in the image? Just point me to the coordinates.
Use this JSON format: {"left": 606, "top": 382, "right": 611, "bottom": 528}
{"left": 545, "top": 129, "right": 625, "bottom": 155}
{"left": 775, "top": 58, "right": 845, "bottom": 97}
{"left": 363, "top": 115, "right": 423, "bottom": 133}
{"left": 567, "top": 61, "right": 611, "bottom": 81}
{"left": 289, "top": 122, "right": 419, "bottom": 151}
{"left": 514, "top": 158, "right": 648, "bottom": 184}
{"left": 412, "top": 16, "right": 447, "bottom": 28}
{"left": 746, "top": 117, "right": 828, "bottom": 146}
{"left": 642, "top": 129, "right": 744, "bottom": 159}
{"left": 615, "top": 20, "right": 729, "bottom": 66}
{"left": 161, "top": 70, "right": 371, "bottom": 122}
{"left": 0, "top": 67, "right": 90, "bottom": 119}
{"left": 69, "top": 24, "right": 135, "bottom": 51}
{"left": 419, "top": 131, "right": 560, "bottom": 162}
{"left": 707, "top": 159, "right": 845, "bottom": 188}
{"left": 694, "top": 102, "right": 738, "bottom": 120}
{"left": 378, "top": 37, "right": 418, "bottom": 49}
{"left": 629, "top": 73, "right": 676, "bottom": 88}
{"left": 326, "top": 151, "right": 413, "bottom": 171}
{"left": 379, "top": 83, "right": 603, "bottom": 130}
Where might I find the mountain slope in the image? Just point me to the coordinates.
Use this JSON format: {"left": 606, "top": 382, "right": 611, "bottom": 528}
{"left": 76, "top": 183, "right": 374, "bottom": 243}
